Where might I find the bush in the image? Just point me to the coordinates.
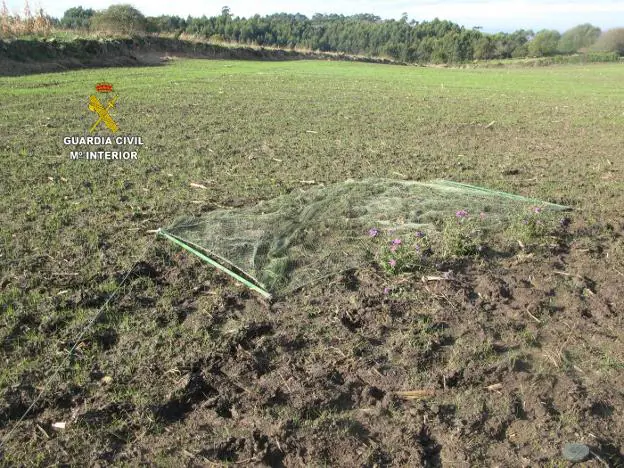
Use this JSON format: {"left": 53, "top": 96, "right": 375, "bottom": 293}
{"left": 368, "top": 228, "right": 432, "bottom": 275}
{"left": 505, "top": 206, "right": 563, "bottom": 246}
{"left": 592, "top": 28, "right": 624, "bottom": 56}
{"left": 557, "top": 52, "right": 619, "bottom": 63}
{"left": 60, "top": 7, "right": 94, "bottom": 30}
{"left": 511, "top": 44, "right": 529, "bottom": 58}
{"left": 439, "top": 210, "right": 485, "bottom": 257}
{"left": 209, "top": 34, "right": 225, "bottom": 43}
{"left": 1, "top": 2, "right": 52, "bottom": 37}
{"left": 558, "top": 24, "right": 601, "bottom": 53}
{"left": 91, "top": 4, "right": 146, "bottom": 35}
{"left": 528, "top": 29, "right": 561, "bottom": 57}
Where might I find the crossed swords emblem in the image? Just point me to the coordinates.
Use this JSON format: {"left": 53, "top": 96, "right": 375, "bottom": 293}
{"left": 88, "top": 94, "right": 119, "bottom": 133}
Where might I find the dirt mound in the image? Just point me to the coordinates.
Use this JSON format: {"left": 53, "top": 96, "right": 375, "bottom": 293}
{"left": 0, "top": 37, "right": 404, "bottom": 76}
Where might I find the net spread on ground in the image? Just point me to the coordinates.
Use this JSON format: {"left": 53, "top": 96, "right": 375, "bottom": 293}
{"left": 158, "top": 179, "right": 569, "bottom": 299}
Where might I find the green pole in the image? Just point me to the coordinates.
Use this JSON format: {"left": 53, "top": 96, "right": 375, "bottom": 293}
{"left": 157, "top": 229, "right": 272, "bottom": 300}
{"left": 432, "top": 180, "right": 571, "bottom": 210}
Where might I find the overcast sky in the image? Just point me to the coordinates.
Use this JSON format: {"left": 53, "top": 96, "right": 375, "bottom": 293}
{"left": 13, "top": 0, "right": 624, "bottom": 32}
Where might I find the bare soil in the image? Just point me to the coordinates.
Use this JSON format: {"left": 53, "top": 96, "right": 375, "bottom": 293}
{"left": 8, "top": 221, "right": 621, "bottom": 466}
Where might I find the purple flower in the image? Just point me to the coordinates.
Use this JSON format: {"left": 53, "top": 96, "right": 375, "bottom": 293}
{"left": 383, "top": 287, "right": 390, "bottom": 295}
{"left": 368, "top": 228, "right": 379, "bottom": 237}
{"left": 392, "top": 238, "right": 402, "bottom": 245}
{"left": 415, "top": 231, "right": 425, "bottom": 238}
{"left": 456, "top": 209, "right": 468, "bottom": 218}
{"left": 560, "top": 217, "right": 571, "bottom": 228}
{"left": 533, "top": 207, "right": 542, "bottom": 214}
{"left": 388, "top": 259, "right": 397, "bottom": 268}
{"left": 415, "top": 244, "right": 421, "bottom": 251}
{"left": 479, "top": 212, "right": 486, "bottom": 220}
{"left": 390, "top": 245, "right": 398, "bottom": 253}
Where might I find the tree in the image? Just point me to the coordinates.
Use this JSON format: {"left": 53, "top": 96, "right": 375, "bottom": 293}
{"left": 592, "top": 28, "right": 624, "bottom": 55}
{"left": 85, "top": 8, "right": 554, "bottom": 63}
{"left": 558, "top": 23, "right": 601, "bottom": 53}
{"left": 91, "top": 4, "right": 147, "bottom": 35}
{"left": 474, "top": 36, "right": 495, "bottom": 60}
{"left": 145, "top": 15, "right": 187, "bottom": 34}
{"left": 60, "top": 6, "right": 95, "bottom": 29}
{"left": 528, "top": 29, "right": 561, "bottom": 57}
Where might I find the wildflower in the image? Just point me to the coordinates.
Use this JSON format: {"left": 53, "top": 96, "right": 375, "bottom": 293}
{"left": 560, "top": 217, "right": 571, "bottom": 228}
{"left": 415, "top": 244, "right": 421, "bottom": 252}
{"left": 368, "top": 228, "right": 379, "bottom": 237}
{"left": 415, "top": 231, "right": 425, "bottom": 238}
{"left": 388, "top": 259, "right": 397, "bottom": 268}
{"left": 383, "top": 287, "right": 390, "bottom": 295}
{"left": 390, "top": 245, "right": 398, "bottom": 253}
{"left": 479, "top": 212, "right": 486, "bottom": 220}
{"left": 392, "top": 238, "right": 402, "bottom": 245}
{"left": 533, "top": 207, "right": 542, "bottom": 214}
{"left": 456, "top": 209, "right": 468, "bottom": 218}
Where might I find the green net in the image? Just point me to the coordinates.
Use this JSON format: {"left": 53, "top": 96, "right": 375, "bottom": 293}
{"left": 160, "top": 179, "right": 569, "bottom": 298}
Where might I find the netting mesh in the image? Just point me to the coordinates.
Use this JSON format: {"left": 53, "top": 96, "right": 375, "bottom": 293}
{"left": 163, "top": 179, "right": 568, "bottom": 296}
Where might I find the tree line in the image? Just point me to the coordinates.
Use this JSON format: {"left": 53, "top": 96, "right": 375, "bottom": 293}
{"left": 57, "top": 5, "right": 624, "bottom": 63}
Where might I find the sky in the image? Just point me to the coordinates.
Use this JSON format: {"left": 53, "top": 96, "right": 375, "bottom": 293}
{"left": 12, "top": 0, "right": 624, "bottom": 33}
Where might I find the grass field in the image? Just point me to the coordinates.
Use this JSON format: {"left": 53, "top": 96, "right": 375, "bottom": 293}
{"left": 1, "top": 59, "right": 623, "bottom": 465}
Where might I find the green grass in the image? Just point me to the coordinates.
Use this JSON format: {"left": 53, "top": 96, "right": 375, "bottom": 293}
{"left": 1, "top": 59, "right": 624, "bottom": 464}
{"left": 2, "top": 61, "right": 622, "bottom": 253}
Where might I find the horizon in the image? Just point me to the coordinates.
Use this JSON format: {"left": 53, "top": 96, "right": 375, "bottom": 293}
{"left": 6, "top": 0, "right": 624, "bottom": 33}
